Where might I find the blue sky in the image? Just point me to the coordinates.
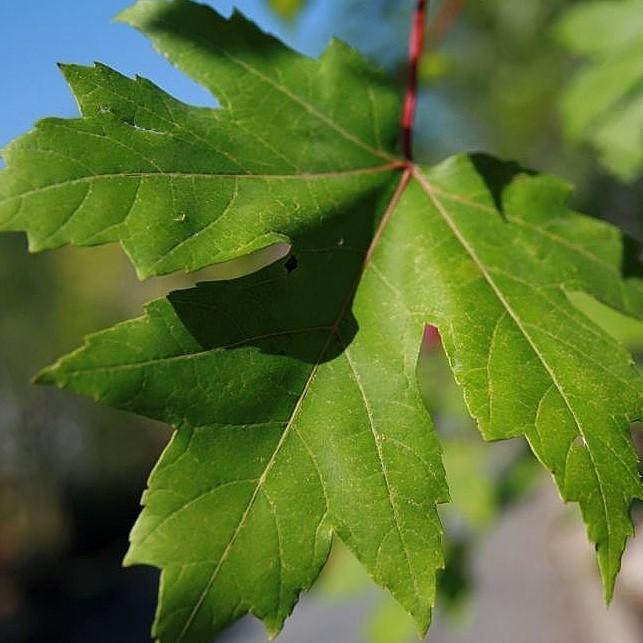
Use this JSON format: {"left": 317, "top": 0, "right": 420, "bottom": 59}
{"left": 0, "top": 0, "right": 334, "bottom": 150}
{"left": 0, "top": 1, "right": 473, "bottom": 166}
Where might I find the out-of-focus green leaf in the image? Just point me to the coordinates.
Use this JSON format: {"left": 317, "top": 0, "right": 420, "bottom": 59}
{"left": 313, "top": 539, "right": 372, "bottom": 599}
{"left": 556, "top": 0, "right": 643, "bottom": 181}
{"left": 419, "top": 52, "right": 452, "bottom": 81}
{"left": 569, "top": 290, "right": 643, "bottom": 350}
{"left": 442, "top": 441, "right": 496, "bottom": 530}
{"left": 268, "top": 0, "right": 307, "bottom": 21}
{"left": 366, "top": 597, "right": 416, "bottom": 643}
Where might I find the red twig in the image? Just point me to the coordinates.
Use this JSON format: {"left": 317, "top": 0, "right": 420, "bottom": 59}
{"left": 401, "top": 0, "right": 429, "bottom": 161}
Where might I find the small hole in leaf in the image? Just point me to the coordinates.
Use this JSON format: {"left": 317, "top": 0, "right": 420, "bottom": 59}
{"left": 284, "top": 255, "right": 299, "bottom": 273}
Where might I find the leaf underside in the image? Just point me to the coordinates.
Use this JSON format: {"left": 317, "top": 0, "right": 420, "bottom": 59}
{"left": 1, "top": 1, "right": 642, "bottom": 642}
{"left": 557, "top": 0, "right": 643, "bottom": 181}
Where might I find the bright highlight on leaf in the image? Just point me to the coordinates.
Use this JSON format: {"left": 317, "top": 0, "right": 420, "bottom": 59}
{"left": 0, "top": 1, "right": 642, "bottom": 642}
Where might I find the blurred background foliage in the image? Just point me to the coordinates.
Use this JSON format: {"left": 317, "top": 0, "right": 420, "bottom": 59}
{"left": 556, "top": 0, "right": 643, "bottom": 183}
{"left": 0, "top": 0, "right": 642, "bottom": 641}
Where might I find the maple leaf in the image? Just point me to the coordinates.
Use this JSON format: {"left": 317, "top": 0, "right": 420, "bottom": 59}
{"left": 1, "top": 1, "right": 642, "bottom": 642}
{"left": 556, "top": 0, "right": 643, "bottom": 181}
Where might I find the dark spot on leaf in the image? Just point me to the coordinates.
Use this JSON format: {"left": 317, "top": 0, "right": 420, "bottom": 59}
{"left": 284, "top": 255, "right": 298, "bottom": 273}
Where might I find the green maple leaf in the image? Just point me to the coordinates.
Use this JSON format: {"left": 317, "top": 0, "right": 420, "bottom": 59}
{"left": 1, "top": 1, "right": 642, "bottom": 641}
{"left": 556, "top": 0, "right": 643, "bottom": 182}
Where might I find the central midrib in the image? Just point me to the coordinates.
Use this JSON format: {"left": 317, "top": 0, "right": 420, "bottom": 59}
{"left": 411, "top": 166, "right": 615, "bottom": 577}
{"left": 0, "top": 162, "right": 403, "bottom": 207}
{"left": 174, "top": 166, "right": 412, "bottom": 640}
